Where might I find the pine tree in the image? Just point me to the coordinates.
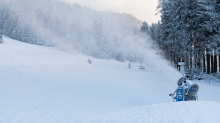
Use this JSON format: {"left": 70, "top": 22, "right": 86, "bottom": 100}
{"left": 195, "top": 0, "right": 220, "bottom": 73}
{"left": 0, "top": 29, "right": 3, "bottom": 43}
{"left": 201, "top": 0, "right": 220, "bottom": 49}
{"left": 156, "top": 0, "right": 205, "bottom": 70}
{"left": 141, "top": 21, "right": 149, "bottom": 33}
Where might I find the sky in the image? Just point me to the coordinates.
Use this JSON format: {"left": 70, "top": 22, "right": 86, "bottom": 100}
{"left": 62, "top": 0, "right": 161, "bottom": 24}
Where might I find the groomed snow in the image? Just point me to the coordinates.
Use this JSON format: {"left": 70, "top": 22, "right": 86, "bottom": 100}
{"left": 75, "top": 101, "right": 220, "bottom": 123}
{"left": 1, "top": 36, "right": 220, "bottom": 123}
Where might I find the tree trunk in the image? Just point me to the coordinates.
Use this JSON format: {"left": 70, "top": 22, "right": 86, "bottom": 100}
{"left": 216, "top": 48, "right": 219, "bottom": 74}
{"left": 189, "top": 54, "right": 191, "bottom": 69}
{"left": 173, "top": 53, "right": 175, "bottom": 67}
{"left": 214, "top": 55, "right": 217, "bottom": 73}
{"left": 207, "top": 53, "right": 210, "bottom": 74}
{"left": 192, "top": 53, "right": 194, "bottom": 70}
{"left": 197, "top": 53, "right": 198, "bottom": 69}
{"left": 200, "top": 54, "right": 203, "bottom": 72}
{"left": 217, "top": 48, "right": 219, "bottom": 74}
{"left": 203, "top": 54, "right": 206, "bottom": 73}
{"left": 205, "top": 49, "right": 207, "bottom": 73}
{"left": 185, "top": 53, "right": 187, "bottom": 71}
{"left": 177, "top": 55, "right": 179, "bottom": 70}
{"left": 210, "top": 54, "right": 212, "bottom": 73}
{"left": 211, "top": 55, "right": 214, "bottom": 73}
{"left": 219, "top": 51, "right": 220, "bottom": 74}
{"left": 174, "top": 54, "right": 176, "bottom": 68}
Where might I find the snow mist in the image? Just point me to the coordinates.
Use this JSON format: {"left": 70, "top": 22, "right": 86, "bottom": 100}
{"left": 0, "top": 0, "right": 179, "bottom": 73}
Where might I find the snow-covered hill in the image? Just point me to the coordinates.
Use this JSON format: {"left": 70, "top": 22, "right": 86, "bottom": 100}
{"left": 1, "top": 36, "right": 220, "bottom": 123}
{"left": 75, "top": 101, "right": 220, "bottom": 123}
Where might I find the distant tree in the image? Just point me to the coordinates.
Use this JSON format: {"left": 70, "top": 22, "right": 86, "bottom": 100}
{"left": 0, "top": 29, "right": 3, "bottom": 43}
{"left": 141, "top": 21, "right": 149, "bottom": 33}
{"left": 153, "top": 22, "right": 163, "bottom": 48}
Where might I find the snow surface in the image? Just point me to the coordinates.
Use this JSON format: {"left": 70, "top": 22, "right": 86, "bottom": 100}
{"left": 1, "top": 36, "right": 220, "bottom": 123}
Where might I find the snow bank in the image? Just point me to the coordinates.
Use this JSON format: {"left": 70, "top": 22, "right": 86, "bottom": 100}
{"left": 76, "top": 101, "right": 220, "bottom": 123}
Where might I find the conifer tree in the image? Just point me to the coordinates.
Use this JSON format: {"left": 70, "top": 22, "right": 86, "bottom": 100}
{"left": 0, "top": 29, "right": 3, "bottom": 43}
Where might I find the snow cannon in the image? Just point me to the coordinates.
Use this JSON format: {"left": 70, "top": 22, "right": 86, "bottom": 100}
{"left": 170, "top": 77, "right": 199, "bottom": 101}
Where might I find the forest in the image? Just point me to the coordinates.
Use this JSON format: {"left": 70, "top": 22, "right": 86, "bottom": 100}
{"left": 143, "top": 0, "right": 220, "bottom": 76}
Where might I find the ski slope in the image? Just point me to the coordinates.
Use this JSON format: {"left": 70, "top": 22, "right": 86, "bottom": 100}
{"left": 1, "top": 36, "right": 220, "bottom": 123}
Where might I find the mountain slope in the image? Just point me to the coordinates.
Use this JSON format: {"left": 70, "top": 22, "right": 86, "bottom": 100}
{"left": 1, "top": 36, "right": 220, "bottom": 123}
{"left": 76, "top": 101, "right": 220, "bottom": 123}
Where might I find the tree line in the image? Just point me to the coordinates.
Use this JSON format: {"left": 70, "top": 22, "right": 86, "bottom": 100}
{"left": 142, "top": 0, "right": 220, "bottom": 75}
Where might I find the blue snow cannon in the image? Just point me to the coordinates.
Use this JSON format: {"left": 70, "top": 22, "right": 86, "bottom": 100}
{"left": 169, "top": 77, "right": 199, "bottom": 102}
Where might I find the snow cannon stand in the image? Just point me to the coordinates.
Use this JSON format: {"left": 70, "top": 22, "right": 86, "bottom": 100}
{"left": 176, "top": 88, "right": 184, "bottom": 101}
{"left": 169, "top": 77, "right": 199, "bottom": 102}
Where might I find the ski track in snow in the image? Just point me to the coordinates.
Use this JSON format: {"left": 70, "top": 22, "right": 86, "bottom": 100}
{"left": 1, "top": 36, "right": 220, "bottom": 123}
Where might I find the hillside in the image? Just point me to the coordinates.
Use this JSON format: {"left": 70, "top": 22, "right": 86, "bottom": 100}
{"left": 1, "top": 36, "right": 220, "bottom": 123}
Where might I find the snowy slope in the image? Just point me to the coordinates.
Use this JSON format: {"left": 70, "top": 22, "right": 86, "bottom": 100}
{"left": 1, "top": 36, "right": 220, "bottom": 123}
{"left": 75, "top": 101, "right": 220, "bottom": 123}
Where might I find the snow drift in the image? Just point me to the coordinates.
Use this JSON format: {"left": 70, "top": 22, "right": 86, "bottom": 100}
{"left": 76, "top": 101, "right": 220, "bottom": 123}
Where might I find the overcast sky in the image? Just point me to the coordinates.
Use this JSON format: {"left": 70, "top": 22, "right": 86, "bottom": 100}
{"left": 62, "top": 0, "right": 161, "bottom": 24}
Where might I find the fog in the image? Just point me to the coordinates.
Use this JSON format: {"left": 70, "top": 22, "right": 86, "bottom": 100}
{"left": 62, "top": 0, "right": 161, "bottom": 24}
{"left": 0, "top": 0, "right": 176, "bottom": 73}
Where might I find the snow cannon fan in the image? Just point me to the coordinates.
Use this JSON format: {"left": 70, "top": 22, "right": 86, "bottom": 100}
{"left": 186, "top": 82, "right": 199, "bottom": 97}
